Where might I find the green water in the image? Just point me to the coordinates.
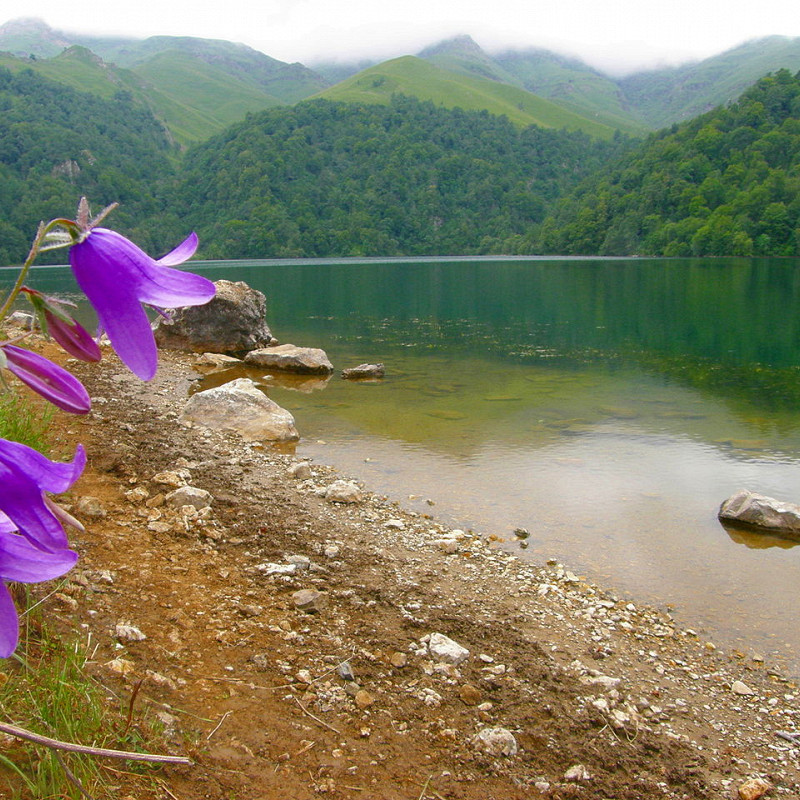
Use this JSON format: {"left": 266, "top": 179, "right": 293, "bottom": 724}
{"left": 7, "top": 255, "right": 800, "bottom": 669}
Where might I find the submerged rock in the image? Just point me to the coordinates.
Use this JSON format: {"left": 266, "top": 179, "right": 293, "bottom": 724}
{"left": 181, "top": 378, "right": 298, "bottom": 442}
{"left": 341, "top": 363, "right": 385, "bottom": 380}
{"left": 718, "top": 489, "right": 800, "bottom": 536}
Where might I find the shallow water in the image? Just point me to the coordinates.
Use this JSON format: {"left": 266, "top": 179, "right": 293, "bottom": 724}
{"left": 8, "top": 256, "right": 800, "bottom": 670}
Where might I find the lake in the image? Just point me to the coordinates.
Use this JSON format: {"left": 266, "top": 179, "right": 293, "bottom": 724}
{"left": 6, "top": 255, "right": 800, "bottom": 671}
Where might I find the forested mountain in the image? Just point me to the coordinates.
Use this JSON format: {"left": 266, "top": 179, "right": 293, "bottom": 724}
{"left": 537, "top": 70, "right": 800, "bottom": 257}
{"left": 166, "top": 96, "right": 628, "bottom": 258}
{"left": 0, "top": 66, "right": 176, "bottom": 264}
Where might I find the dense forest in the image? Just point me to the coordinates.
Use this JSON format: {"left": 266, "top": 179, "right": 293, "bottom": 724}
{"left": 3, "top": 62, "right": 800, "bottom": 261}
{"left": 0, "top": 66, "right": 177, "bottom": 264}
{"left": 537, "top": 69, "right": 800, "bottom": 257}
{"left": 168, "top": 96, "right": 628, "bottom": 257}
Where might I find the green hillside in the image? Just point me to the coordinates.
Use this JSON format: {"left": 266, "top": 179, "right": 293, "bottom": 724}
{"left": 131, "top": 51, "right": 282, "bottom": 143}
{"left": 620, "top": 36, "right": 800, "bottom": 127}
{"left": 166, "top": 97, "right": 626, "bottom": 258}
{"left": 494, "top": 48, "right": 647, "bottom": 135}
{"left": 538, "top": 69, "right": 800, "bottom": 257}
{"left": 314, "top": 56, "right": 622, "bottom": 139}
{"left": 0, "top": 66, "right": 175, "bottom": 264}
{"left": 0, "top": 46, "right": 145, "bottom": 100}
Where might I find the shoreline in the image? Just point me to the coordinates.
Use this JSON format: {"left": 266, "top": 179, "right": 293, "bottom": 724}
{"left": 34, "top": 344, "right": 800, "bottom": 797}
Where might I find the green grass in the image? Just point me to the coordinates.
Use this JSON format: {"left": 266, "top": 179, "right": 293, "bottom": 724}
{"left": 0, "top": 592, "right": 164, "bottom": 799}
{"left": 0, "top": 389, "right": 54, "bottom": 455}
{"left": 315, "top": 56, "right": 622, "bottom": 139}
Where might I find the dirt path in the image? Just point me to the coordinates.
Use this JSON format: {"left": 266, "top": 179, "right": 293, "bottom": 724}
{"left": 32, "top": 346, "right": 800, "bottom": 799}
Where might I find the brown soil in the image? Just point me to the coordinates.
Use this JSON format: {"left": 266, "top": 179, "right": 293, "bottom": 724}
{"left": 10, "top": 342, "right": 800, "bottom": 799}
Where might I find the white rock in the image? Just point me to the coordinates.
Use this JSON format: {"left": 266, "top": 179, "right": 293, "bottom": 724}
{"left": 434, "top": 538, "right": 460, "bottom": 554}
{"left": 472, "top": 727, "right": 518, "bottom": 757}
{"left": 427, "top": 632, "right": 470, "bottom": 665}
{"left": 325, "top": 480, "right": 363, "bottom": 504}
{"left": 257, "top": 563, "right": 298, "bottom": 576}
{"left": 288, "top": 461, "right": 312, "bottom": 480}
{"left": 731, "top": 680, "right": 755, "bottom": 696}
{"left": 114, "top": 623, "right": 147, "bottom": 642}
{"left": 383, "top": 518, "right": 406, "bottom": 530}
{"left": 165, "top": 486, "right": 213, "bottom": 510}
{"left": 181, "top": 378, "right": 299, "bottom": 442}
{"left": 564, "top": 764, "right": 591, "bottom": 782}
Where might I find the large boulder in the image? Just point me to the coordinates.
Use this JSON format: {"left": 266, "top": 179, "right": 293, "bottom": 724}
{"left": 718, "top": 489, "right": 800, "bottom": 535}
{"left": 181, "top": 378, "right": 298, "bottom": 442}
{"left": 244, "top": 344, "right": 334, "bottom": 374}
{"left": 155, "top": 280, "right": 274, "bottom": 355}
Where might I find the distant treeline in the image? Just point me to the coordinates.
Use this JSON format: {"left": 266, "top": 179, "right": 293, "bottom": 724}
{"left": 3, "top": 67, "right": 800, "bottom": 261}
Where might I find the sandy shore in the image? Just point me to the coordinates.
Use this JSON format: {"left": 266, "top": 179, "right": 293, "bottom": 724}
{"left": 22, "top": 341, "right": 800, "bottom": 798}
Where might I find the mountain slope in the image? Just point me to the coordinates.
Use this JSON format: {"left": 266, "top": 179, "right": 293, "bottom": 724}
{"left": 619, "top": 36, "right": 800, "bottom": 127}
{"left": 314, "top": 56, "right": 623, "bottom": 139}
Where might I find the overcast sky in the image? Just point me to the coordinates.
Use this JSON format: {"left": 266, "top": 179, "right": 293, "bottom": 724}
{"left": 6, "top": 0, "right": 800, "bottom": 75}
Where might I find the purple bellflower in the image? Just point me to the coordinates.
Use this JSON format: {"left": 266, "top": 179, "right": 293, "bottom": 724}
{"left": 0, "top": 438, "right": 86, "bottom": 553}
{"left": 20, "top": 288, "right": 102, "bottom": 363}
{"left": 1, "top": 343, "right": 91, "bottom": 414}
{"left": 0, "top": 526, "right": 78, "bottom": 657}
{"left": 69, "top": 229, "right": 215, "bottom": 380}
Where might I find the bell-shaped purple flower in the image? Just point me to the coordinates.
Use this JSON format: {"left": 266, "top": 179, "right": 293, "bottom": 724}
{"left": 20, "top": 288, "right": 102, "bottom": 363}
{"left": 2, "top": 344, "right": 91, "bottom": 414}
{"left": 0, "top": 439, "right": 86, "bottom": 552}
{"left": 68, "top": 229, "right": 216, "bottom": 381}
{"left": 0, "top": 529, "right": 78, "bottom": 656}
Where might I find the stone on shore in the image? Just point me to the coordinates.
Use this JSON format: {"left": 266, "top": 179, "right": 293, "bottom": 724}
{"left": 181, "top": 378, "right": 299, "bottom": 442}
{"left": 719, "top": 489, "right": 800, "bottom": 535}
{"left": 341, "top": 363, "right": 385, "bottom": 380}
{"left": 154, "top": 280, "right": 274, "bottom": 354}
{"left": 244, "top": 344, "right": 334, "bottom": 374}
{"left": 325, "top": 480, "right": 363, "bottom": 504}
{"left": 426, "top": 632, "right": 470, "bottom": 665}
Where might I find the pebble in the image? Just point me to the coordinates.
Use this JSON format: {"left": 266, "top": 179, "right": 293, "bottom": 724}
{"left": 564, "top": 764, "right": 591, "bottom": 782}
{"left": 292, "top": 589, "right": 327, "bottom": 613}
{"left": 390, "top": 652, "right": 408, "bottom": 668}
{"left": 426, "top": 632, "right": 470, "bottom": 665}
{"left": 165, "top": 486, "right": 213, "bottom": 510}
{"left": 459, "top": 683, "right": 482, "bottom": 705}
{"left": 737, "top": 777, "right": 772, "bottom": 800}
{"left": 76, "top": 496, "right": 107, "bottom": 518}
{"left": 288, "top": 462, "right": 312, "bottom": 480}
{"left": 151, "top": 469, "right": 190, "bottom": 487}
{"left": 472, "top": 727, "right": 518, "bottom": 757}
{"left": 324, "top": 480, "right": 363, "bottom": 504}
{"left": 732, "top": 680, "right": 756, "bottom": 696}
{"left": 354, "top": 690, "right": 375, "bottom": 709}
{"left": 114, "top": 623, "right": 146, "bottom": 642}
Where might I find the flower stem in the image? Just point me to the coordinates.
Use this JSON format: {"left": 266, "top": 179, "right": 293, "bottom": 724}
{"left": 0, "top": 721, "right": 192, "bottom": 765}
{"left": 0, "top": 219, "right": 76, "bottom": 323}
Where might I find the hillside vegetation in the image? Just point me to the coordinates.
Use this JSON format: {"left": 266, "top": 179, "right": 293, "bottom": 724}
{"left": 313, "top": 56, "right": 622, "bottom": 140}
{"left": 167, "top": 96, "right": 627, "bottom": 257}
{"left": 538, "top": 69, "right": 800, "bottom": 257}
{"left": 0, "top": 66, "right": 177, "bottom": 264}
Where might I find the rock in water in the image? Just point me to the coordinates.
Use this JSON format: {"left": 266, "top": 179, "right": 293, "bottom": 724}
{"left": 341, "top": 363, "right": 385, "bottom": 380}
{"left": 244, "top": 344, "right": 334, "bottom": 374}
{"left": 181, "top": 378, "right": 298, "bottom": 442}
{"left": 719, "top": 489, "right": 800, "bottom": 536}
{"left": 155, "top": 280, "right": 274, "bottom": 354}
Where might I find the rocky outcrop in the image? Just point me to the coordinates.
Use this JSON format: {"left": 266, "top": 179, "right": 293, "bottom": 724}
{"left": 155, "top": 280, "right": 274, "bottom": 354}
{"left": 180, "top": 378, "right": 298, "bottom": 442}
{"left": 244, "top": 344, "right": 334, "bottom": 374}
{"left": 718, "top": 489, "right": 800, "bottom": 535}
